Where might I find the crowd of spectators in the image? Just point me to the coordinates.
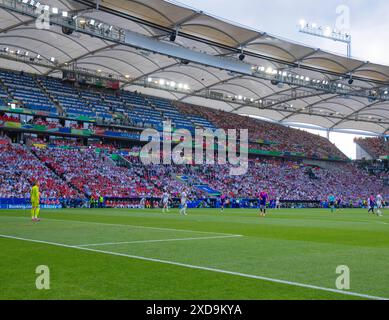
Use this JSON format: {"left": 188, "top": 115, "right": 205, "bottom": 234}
{"left": 175, "top": 102, "right": 347, "bottom": 160}
{"left": 192, "top": 158, "right": 388, "bottom": 203}
{"left": 24, "top": 136, "right": 85, "bottom": 148}
{"left": 355, "top": 137, "right": 389, "bottom": 159}
{"left": 105, "top": 199, "right": 145, "bottom": 209}
{"left": 1, "top": 138, "right": 387, "bottom": 206}
{"left": 0, "top": 113, "right": 20, "bottom": 123}
{"left": 31, "top": 118, "right": 60, "bottom": 129}
{"left": 30, "top": 118, "right": 94, "bottom": 131}
{"left": 49, "top": 139, "right": 85, "bottom": 147}
{"left": 122, "top": 149, "right": 208, "bottom": 199}
{"left": 32, "top": 147, "right": 160, "bottom": 198}
{"left": 0, "top": 141, "right": 81, "bottom": 199}
{"left": 122, "top": 151, "right": 387, "bottom": 203}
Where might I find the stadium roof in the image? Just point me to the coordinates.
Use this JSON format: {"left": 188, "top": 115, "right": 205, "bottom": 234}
{"left": 1, "top": 0, "right": 389, "bottom": 134}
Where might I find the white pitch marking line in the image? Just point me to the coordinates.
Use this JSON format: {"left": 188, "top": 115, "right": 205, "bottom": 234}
{"left": 2, "top": 216, "right": 241, "bottom": 237}
{"left": 1, "top": 234, "right": 388, "bottom": 301}
{"left": 76, "top": 235, "right": 243, "bottom": 247}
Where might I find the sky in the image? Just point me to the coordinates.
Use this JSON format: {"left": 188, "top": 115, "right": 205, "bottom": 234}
{"left": 178, "top": 0, "right": 389, "bottom": 65}
{"left": 174, "top": 0, "right": 389, "bottom": 159}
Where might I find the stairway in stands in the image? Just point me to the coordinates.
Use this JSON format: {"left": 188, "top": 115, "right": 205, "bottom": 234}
{"left": 35, "top": 78, "right": 65, "bottom": 116}
{"left": 0, "top": 77, "right": 14, "bottom": 106}
{"left": 142, "top": 96, "right": 165, "bottom": 117}
{"left": 144, "top": 95, "right": 197, "bottom": 131}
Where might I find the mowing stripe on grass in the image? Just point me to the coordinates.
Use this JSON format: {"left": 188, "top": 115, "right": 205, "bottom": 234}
{"left": 75, "top": 235, "right": 243, "bottom": 247}
{"left": 1, "top": 233, "right": 388, "bottom": 301}
{"left": 375, "top": 222, "right": 389, "bottom": 225}
{"left": 4, "top": 216, "right": 241, "bottom": 237}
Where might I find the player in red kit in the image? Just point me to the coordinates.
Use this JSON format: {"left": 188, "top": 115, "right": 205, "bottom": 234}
{"left": 259, "top": 189, "right": 268, "bottom": 217}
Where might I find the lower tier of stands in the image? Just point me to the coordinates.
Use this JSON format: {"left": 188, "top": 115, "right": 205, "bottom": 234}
{"left": 0, "top": 140, "right": 81, "bottom": 199}
{"left": 0, "top": 137, "right": 387, "bottom": 208}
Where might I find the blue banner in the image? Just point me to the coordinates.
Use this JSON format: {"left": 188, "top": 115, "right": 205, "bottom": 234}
{"left": 104, "top": 131, "right": 140, "bottom": 140}
{"left": 0, "top": 198, "right": 62, "bottom": 209}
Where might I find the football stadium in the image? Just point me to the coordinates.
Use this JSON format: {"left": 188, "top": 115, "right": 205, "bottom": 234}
{"left": 1, "top": 0, "right": 389, "bottom": 303}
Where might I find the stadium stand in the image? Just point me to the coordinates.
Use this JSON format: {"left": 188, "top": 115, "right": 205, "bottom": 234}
{"left": 189, "top": 159, "right": 388, "bottom": 202}
{"left": 38, "top": 76, "right": 94, "bottom": 117}
{"left": 0, "top": 68, "right": 348, "bottom": 161}
{"left": 78, "top": 89, "right": 115, "bottom": 120}
{"left": 120, "top": 152, "right": 389, "bottom": 202}
{"left": 0, "top": 140, "right": 80, "bottom": 199}
{"left": 0, "top": 114, "right": 20, "bottom": 123}
{"left": 32, "top": 146, "right": 162, "bottom": 198}
{"left": 146, "top": 96, "right": 195, "bottom": 132}
{"left": 121, "top": 155, "right": 206, "bottom": 199}
{"left": 31, "top": 117, "right": 62, "bottom": 129}
{"left": 0, "top": 81, "right": 9, "bottom": 106}
{"left": 175, "top": 102, "right": 348, "bottom": 160}
{"left": 120, "top": 90, "right": 165, "bottom": 130}
{"left": 0, "top": 70, "right": 57, "bottom": 114}
{"left": 1, "top": 139, "right": 384, "bottom": 206}
{"left": 355, "top": 137, "right": 389, "bottom": 159}
{"left": 1, "top": 66, "right": 387, "bottom": 208}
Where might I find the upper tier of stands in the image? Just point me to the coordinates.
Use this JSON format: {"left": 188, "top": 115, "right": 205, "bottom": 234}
{"left": 0, "top": 70, "right": 57, "bottom": 114}
{"left": 39, "top": 77, "right": 95, "bottom": 117}
{"left": 78, "top": 89, "right": 115, "bottom": 120}
{"left": 146, "top": 96, "right": 195, "bottom": 132}
{"left": 120, "top": 90, "right": 165, "bottom": 130}
{"left": 0, "top": 69, "right": 199, "bottom": 132}
{"left": 0, "top": 82, "right": 8, "bottom": 106}
{"left": 0, "top": 68, "right": 347, "bottom": 160}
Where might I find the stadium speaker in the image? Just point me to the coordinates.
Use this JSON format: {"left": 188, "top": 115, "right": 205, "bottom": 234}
{"left": 348, "top": 78, "right": 354, "bottom": 85}
{"left": 238, "top": 53, "right": 245, "bottom": 61}
{"left": 169, "top": 31, "right": 177, "bottom": 42}
{"left": 62, "top": 26, "right": 74, "bottom": 35}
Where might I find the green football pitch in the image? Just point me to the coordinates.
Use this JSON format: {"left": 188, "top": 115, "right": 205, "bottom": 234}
{"left": 0, "top": 208, "right": 388, "bottom": 300}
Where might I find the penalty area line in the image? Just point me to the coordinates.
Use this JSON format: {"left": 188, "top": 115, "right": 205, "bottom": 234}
{"left": 0, "top": 233, "right": 388, "bottom": 301}
{"left": 3, "top": 216, "right": 241, "bottom": 237}
{"left": 76, "top": 235, "right": 243, "bottom": 247}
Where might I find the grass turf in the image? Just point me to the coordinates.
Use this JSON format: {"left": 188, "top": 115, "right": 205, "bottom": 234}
{"left": 0, "top": 208, "right": 388, "bottom": 300}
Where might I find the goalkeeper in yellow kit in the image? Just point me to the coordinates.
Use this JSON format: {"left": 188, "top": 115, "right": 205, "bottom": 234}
{"left": 31, "top": 181, "right": 41, "bottom": 222}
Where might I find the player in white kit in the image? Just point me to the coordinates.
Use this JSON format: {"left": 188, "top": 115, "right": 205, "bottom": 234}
{"left": 275, "top": 197, "right": 281, "bottom": 210}
{"left": 162, "top": 191, "right": 170, "bottom": 213}
{"left": 376, "top": 194, "right": 384, "bottom": 216}
{"left": 179, "top": 190, "right": 188, "bottom": 216}
{"left": 140, "top": 197, "right": 146, "bottom": 209}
